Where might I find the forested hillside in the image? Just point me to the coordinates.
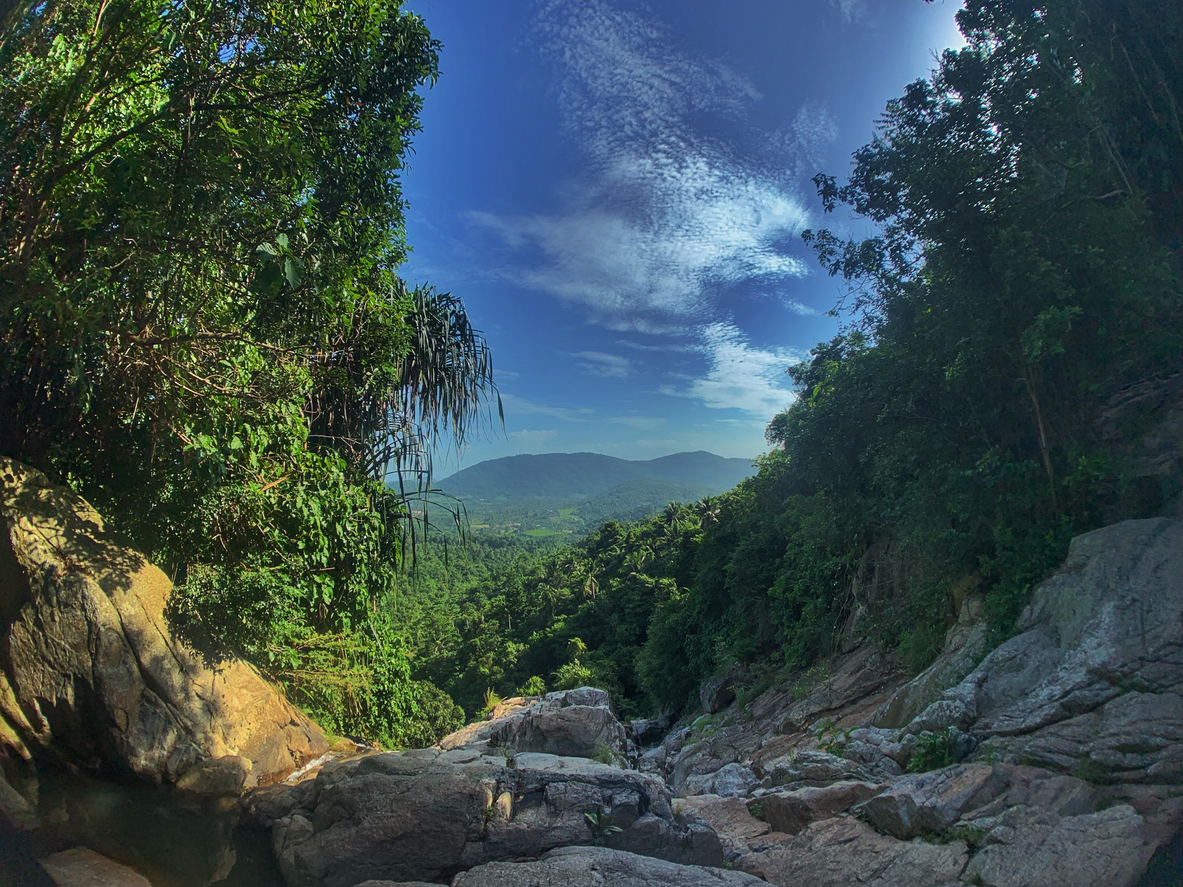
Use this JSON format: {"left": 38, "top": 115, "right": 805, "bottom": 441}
{"left": 433, "top": 451, "right": 752, "bottom": 538}
{"left": 397, "top": 0, "right": 1183, "bottom": 721}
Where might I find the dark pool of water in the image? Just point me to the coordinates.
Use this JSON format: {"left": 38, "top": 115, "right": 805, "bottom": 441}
{"left": 2, "top": 768, "right": 286, "bottom": 887}
{"left": 1138, "top": 824, "right": 1183, "bottom": 887}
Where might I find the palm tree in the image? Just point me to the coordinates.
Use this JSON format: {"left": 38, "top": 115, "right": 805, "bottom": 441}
{"left": 309, "top": 281, "right": 500, "bottom": 484}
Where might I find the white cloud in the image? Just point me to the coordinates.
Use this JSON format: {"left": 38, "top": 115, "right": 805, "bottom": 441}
{"left": 781, "top": 297, "right": 820, "bottom": 316}
{"left": 501, "top": 392, "right": 593, "bottom": 422}
{"left": 470, "top": 0, "right": 812, "bottom": 329}
{"left": 826, "top": 0, "right": 869, "bottom": 24}
{"left": 615, "top": 338, "right": 695, "bottom": 353}
{"left": 574, "top": 350, "right": 633, "bottom": 378}
{"left": 661, "top": 322, "right": 804, "bottom": 418}
{"left": 609, "top": 416, "right": 667, "bottom": 430}
{"left": 509, "top": 429, "right": 558, "bottom": 445}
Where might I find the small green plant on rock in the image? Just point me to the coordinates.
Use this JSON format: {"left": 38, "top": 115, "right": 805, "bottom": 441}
{"left": 483, "top": 688, "right": 503, "bottom": 715}
{"left": 1071, "top": 755, "right": 1108, "bottom": 784}
{"left": 790, "top": 663, "right": 831, "bottom": 702}
{"left": 584, "top": 810, "right": 623, "bottom": 846}
{"left": 590, "top": 742, "right": 624, "bottom": 767}
{"left": 813, "top": 717, "right": 851, "bottom": 756}
{"left": 907, "top": 728, "right": 957, "bottom": 773}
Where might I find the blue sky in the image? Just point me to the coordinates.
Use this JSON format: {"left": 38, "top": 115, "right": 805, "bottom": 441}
{"left": 402, "top": 0, "right": 965, "bottom": 474}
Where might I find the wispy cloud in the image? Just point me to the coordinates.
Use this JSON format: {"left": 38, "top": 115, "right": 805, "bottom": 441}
{"left": 781, "top": 298, "right": 820, "bottom": 316}
{"left": 826, "top": 0, "right": 869, "bottom": 24}
{"left": 509, "top": 429, "right": 558, "bottom": 447}
{"left": 471, "top": 0, "right": 813, "bottom": 329}
{"left": 501, "top": 392, "right": 593, "bottom": 422}
{"left": 661, "top": 322, "right": 804, "bottom": 418}
{"left": 574, "top": 350, "right": 633, "bottom": 378}
{"left": 615, "top": 338, "right": 695, "bottom": 353}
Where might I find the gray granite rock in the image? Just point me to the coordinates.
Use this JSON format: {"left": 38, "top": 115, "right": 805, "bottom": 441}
{"left": 963, "top": 804, "right": 1155, "bottom": 887}
{"left": 451, "top": 846, "right": 763, "bottom": 887}
{"left": 735, "top": 815, "right": 966, "bottom": 887}
{"left": 759, "top": 781, "right": 881, "bottom": 835}
{"left": 264, "top": 745, "right": 720, "bottom": 887}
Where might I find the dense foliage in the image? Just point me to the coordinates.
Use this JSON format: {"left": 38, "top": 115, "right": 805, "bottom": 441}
{"left": 0, "top": 0, "right": 493, "bottom": 745}
{"left": 399, "top": 0, "right": 1183, "bottom": 719}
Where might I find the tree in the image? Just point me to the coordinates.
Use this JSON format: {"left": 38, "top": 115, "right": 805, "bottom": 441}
{"left": 0, "top": 0, "right": 498, "bottom": 744}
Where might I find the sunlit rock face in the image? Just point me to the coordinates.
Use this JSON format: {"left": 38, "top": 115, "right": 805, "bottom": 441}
{"left": 439, "top": 687, "right": 628, "bottom": 759}
{"left": 0, "top": 457, "right": 327, "bottom": 789}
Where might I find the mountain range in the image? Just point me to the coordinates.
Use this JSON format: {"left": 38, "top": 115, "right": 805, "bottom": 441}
{"left": 434, "top": 451, "right": 754, "bottom": 537}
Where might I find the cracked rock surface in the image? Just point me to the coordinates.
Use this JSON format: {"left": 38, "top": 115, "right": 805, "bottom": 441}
{"left": 0, "top": 458, "right": 327, "bottom": 789}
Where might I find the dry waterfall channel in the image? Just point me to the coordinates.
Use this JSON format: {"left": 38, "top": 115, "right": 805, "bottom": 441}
{"left": 1, "top": 459, "right": 1182, "bottom": 886}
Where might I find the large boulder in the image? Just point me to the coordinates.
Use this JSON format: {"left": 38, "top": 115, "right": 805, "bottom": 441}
{"left": 440, "top": 688, "right": 627, "bottom": 760}
{"left": 961, "top": 804, "right": 1157, "bottom": 887}
{"left": 758, "top": 780, "right": 881, "bottom": 835}
{"left": 0, "top": 459, "right": 327, "bottom": 787}
{"left": 451, "top": 846, "right": 765, "bottom": 887}
{"left": 673, "top": 795, "right": 772, "bottom": 858}
{"left": 893, "top": 519, "right": 1183, "bottom": 783}
{"left": 857, "top": 763, "right": 1012, "bottom": 839}
{"left": 735, "top": 815, "right": 967, "bottom": 887}
{"left": 260, "top": 745, "right": 723, "bottom": 887}
{"left": 679, "top": 762, "right": 758, "bottom": 798}
{"left": 699, "top": 668, "right": 742, "bottom": 715}
{"left": 40, "top": 847, "right": 152, "bottom": 887}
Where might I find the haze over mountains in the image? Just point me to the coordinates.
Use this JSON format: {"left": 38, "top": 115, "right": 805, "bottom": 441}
{"left": 435, "top": 451, "right": 754, "bottom": 537}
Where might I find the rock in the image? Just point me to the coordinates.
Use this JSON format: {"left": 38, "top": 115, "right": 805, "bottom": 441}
{"left": 243, "top": 777, "right": 320, "bottom": 829}
{"left": 491, "top": 691, "right": 626, "bottom": 759}
{"left": 764, "top": 646, "right": 903, "bottom": 737}
{"left": 40, "top": 847, "right": 152, "bottom": 887}
{"left": 353, "top": 883, "right": 439, "bottom": 887}
{"left": 497, "top": 753, "right": 721, "bottom": 868}
{"left": 451, "top": 846, "right": 765, "bottom": 887}
{"left": 760, "top": 749, "right": 873, "bottom": 788}
{"left": 673, "top": 795, "right": 770, "bottom": 857}
{"left": 439, "top": 688, "right": 627, "bottom": 761}
{"left": 700, "top": 669, "right": 741, "bottom": 715}
{"left": 0, "top": 459, "right": 327, "bottom": 785}
{"left": 606, "top": 811, "right": 723, "bottom": 868}
{"left": 271, "top": 747, "right": 504, "bottom": 887}
{"left": 175, "top": 754, "right": 252, "bottom": 796}
{"left": 629, "top": 718, "right": 663, "bottom": 745}
{"left": 758, "top": 781, "right": 880, "bottom": 835}
{"left": 669, "top": 724, "right": 748, "bottom": 794}
{"left": 898, "top": 519, "right": 1183, "bottom": 784}
{"left": 858, "top": 763, "right": 1008, "bottom": 838}
{"left": 955, "top": 764, "right": 1099, "bottom": 824}
{"left": 680, "top": 762, "right": 757, "bottom": 798}
{"left": 860, "top": 763, "right": 1101, "bottom": 841}
{"left": 0, "top": 768, "right": 39, "bottom": 829}
{"left": 842, "top": 726, "right": 909, "bottom": 768}
{"left": 963, "top": 804, "right": 1156, "bottom": 887}
{"left": 874, "top": 621, "right": 988, "bottom": 730}
{"left": 735, "top": 815, "right": 967, "bottom": 887}
{"left": 264, "top": 745, "right": 722, "bottom": 887}
{"left": 638, "top": 744, "right": 668, "bottom": 774}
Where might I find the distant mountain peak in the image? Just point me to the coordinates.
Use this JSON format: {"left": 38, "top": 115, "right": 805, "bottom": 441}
{"left": 436, "top": 450, "right": 752, "bottom": 503}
